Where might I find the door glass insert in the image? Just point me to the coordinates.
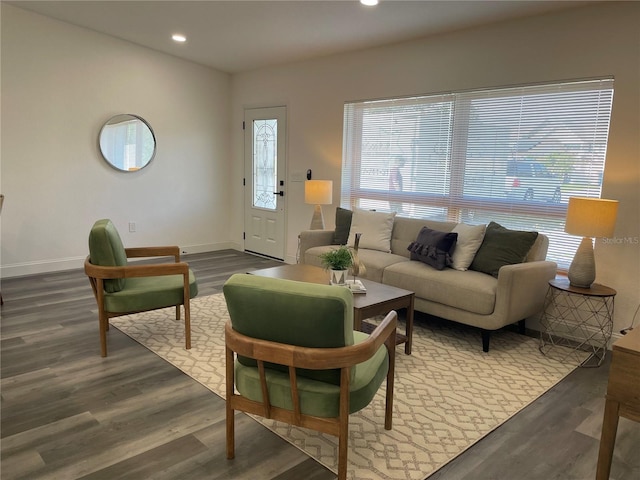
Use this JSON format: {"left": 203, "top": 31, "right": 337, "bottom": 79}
{"left": 253, "top": 119, "right": 278, "bottom": 210}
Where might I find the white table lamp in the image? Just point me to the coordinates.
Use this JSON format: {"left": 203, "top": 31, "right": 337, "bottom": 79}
{"left": 305, "top": 180, "right": 333, "bottom": 230}
{"left": 564, "top": 197, "right": 618, "bottom": 288}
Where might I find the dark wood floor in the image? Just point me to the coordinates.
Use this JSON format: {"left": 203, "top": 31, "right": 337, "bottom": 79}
{"left": 1, "top": 250, "right": 638, "bottom": 480}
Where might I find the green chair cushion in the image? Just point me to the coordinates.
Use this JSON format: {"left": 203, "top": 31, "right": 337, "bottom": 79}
{"left": 234, "top": 331, "right": 389, "bottom": 418}
{"left": 103, "top": 270, "right": 198, "bottom": 313}
{"left": 88, "top": 219, "right": 128, "bottom": 293}
{"left": 223, "top": 274, "right": 355, "bottom": 385}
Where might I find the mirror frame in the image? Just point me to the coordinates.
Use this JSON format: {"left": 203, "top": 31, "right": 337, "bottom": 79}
{"left": 98, "top": 114, "right": 156, "bottom": 172}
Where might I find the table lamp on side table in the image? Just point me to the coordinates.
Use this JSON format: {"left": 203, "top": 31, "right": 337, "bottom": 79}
{"left": 305, "top": 180, "right": 333, "bottom": 230}
{"left": 564, "top": 196, "right": 618, "bottom": 288}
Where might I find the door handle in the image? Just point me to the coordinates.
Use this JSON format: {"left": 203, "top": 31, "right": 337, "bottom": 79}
{"left": 273, "top": 190, "right": 284, "bottom": 196}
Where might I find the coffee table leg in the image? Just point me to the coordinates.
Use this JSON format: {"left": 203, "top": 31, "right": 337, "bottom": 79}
{"left": 354, "top": 297, "right": 413, "bottom": 355}
{"left": 405, "top": 295, "right": 414, "bottom": 355}
{"left": 353, "top": 309, "right": 362, "bottom": 332}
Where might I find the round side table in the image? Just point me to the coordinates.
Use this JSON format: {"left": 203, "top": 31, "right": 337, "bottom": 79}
{"left": 539, "top": 278, "right": 616, "bottom": 367}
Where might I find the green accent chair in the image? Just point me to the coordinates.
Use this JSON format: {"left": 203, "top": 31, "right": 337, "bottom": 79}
{"left": 222, "top": 273, "right": 396, "bottom": 480}
{"left": 84, "top": 219, "right": 198, "bottom": 357}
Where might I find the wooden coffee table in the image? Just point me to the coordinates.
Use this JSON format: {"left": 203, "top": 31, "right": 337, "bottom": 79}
{"left": 250, "top": 264, "right": 414, "bottom": 354}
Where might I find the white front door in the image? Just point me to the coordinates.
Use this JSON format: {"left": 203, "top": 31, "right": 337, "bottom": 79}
{"left": 244, "top": 106, "right": 287, "bottom": 260}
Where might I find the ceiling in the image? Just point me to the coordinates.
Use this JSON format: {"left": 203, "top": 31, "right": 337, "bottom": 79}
{"left": 10, "top": 0, "right": 596, "bottom": 74}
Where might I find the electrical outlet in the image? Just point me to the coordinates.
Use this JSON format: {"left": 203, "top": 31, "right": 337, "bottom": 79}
{"left": 129, "top": 222, "right": 136, "bottom": 233}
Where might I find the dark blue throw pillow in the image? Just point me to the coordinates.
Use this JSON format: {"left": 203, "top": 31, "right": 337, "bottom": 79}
{"left": 407, "top": 227, "right": 458, "bottom": 270}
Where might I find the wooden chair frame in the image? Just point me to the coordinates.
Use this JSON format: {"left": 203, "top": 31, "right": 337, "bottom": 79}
{"left": 84, "top": 246, "right": 191, "bottom": 357}
{"left": 225, "top": 311, "right": 397, "bottom": 480}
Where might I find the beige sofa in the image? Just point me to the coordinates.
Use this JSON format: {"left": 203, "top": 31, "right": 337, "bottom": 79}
{"left": 299, "top": 216, "right": 557, "bottom": 352}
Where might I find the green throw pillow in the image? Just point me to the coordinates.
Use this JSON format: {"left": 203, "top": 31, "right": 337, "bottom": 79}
{"left": 470, "top": 221, "right": 538, "bottom": 277}
{"left": 332, "top": 207, "right": 353, "bottom": 245}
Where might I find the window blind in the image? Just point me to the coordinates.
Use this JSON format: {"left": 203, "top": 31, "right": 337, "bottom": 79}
{"left": 342, "top": 78, "right": 614, "bottom": 269}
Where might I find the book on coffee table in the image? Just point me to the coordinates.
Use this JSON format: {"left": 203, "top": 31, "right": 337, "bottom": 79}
{"left": 345, "top": 279, "right": 366, "bottom": 293}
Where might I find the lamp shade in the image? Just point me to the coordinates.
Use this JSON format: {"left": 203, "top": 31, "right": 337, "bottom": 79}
{"left": 305, "top": 180, "right": 333, "bottom": 205}
{"left": 564, "top": 197, "right": 618, "bottom": 238}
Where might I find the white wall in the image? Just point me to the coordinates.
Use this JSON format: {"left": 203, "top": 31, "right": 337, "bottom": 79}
{"left": 0, "top": 4, "right": 233, "bottom": 277}
{"left": 230, "top": 2, "right": 640, "bottom": 334}
{"left": 2, "top": 2, "right": 638, "bottom": 336}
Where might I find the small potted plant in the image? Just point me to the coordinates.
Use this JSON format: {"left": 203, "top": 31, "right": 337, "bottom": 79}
{"left": 319, "top": 246, "right": 353, "bottom": 285}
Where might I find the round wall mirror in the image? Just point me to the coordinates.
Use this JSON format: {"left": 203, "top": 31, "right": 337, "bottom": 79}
{"left": 99, "top": 114, "right": 156, "bottom": 171}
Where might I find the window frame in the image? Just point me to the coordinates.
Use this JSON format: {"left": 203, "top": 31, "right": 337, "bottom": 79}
{"left": 341, "top": 78, "right": 614, "bottom": 269}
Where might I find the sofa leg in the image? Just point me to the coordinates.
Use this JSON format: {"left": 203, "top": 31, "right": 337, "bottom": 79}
{"left": 481, "top": 330, "right": 491, "bottom": 352}
{"left": 518, "top": 319, "right": 526, "bottom": 335}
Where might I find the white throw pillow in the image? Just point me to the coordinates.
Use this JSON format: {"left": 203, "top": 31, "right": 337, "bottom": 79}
{"left": 347, "top": 209, "right": 396, "bottom": 253}
{"left": 450, "top": 223, "right": 486, "bottom": 271}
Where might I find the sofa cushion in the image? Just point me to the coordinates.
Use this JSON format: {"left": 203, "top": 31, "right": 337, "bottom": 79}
{"left": 389, "top": 217, "right": 456, "bottom": 257}
{"left": 347, "top": 209, "right": 396, "bottom": 253}
{"left": 305, "top": 245, "right": 408, "bottom": 283}
{"left": 354, "top": 249, "right": 409, "bottom": 283}
{"left": 383, "top": 260, "right": 497, "bottom": 315}
{"left": 407, "top": 227, "right": 458, "bottom": 271}
{"left": 470, "top": 222, "right": 538, "bottom": 277}
{"left": 332, "top": 207, "right": 353, "bottom": 245}
{"left": 450, "top": 223, "right": 486, "bottom": 271}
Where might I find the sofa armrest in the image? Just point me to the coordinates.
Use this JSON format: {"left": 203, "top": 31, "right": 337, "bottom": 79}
{"left": 493, "top": 260, "right": 557, "bottom": 324}
{"left": 298, "top": 230, "right": 335, "bottom": 263}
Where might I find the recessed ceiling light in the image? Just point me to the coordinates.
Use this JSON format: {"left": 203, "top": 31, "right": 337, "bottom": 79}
{"left": 172, "top": 34, "right": 187, "bottom": 43}
{"left": 360, "top": 0, "right": 379, "bottom": 6}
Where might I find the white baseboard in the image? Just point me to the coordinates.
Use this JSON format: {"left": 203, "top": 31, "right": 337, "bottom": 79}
{"left": 1, "top": 242, "right": 241, "bottom": 279}
{"left": 179, "top": 242, "right": 240, "bottom": 256}
{"left": 1, "top": 256, "right": 87, "bottom": 279}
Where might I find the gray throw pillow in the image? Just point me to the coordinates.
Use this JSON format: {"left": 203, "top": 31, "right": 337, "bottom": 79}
{"left": 469, "top": 221, "right": 538, "bottom": 277}
{"left": 332, "top": 207, "right": 353, "bottom": 245}
{"left": 407, "top": 227, "right": 458, "bottom": 270}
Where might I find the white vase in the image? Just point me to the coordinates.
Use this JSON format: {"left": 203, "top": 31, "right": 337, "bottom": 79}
{"left": 330, "top": 269, "right": 348, "bottom": 286}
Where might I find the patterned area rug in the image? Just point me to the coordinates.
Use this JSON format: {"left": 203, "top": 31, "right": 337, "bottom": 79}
{"left": 111, "top": 293, "right": 582, "bottom": 480}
